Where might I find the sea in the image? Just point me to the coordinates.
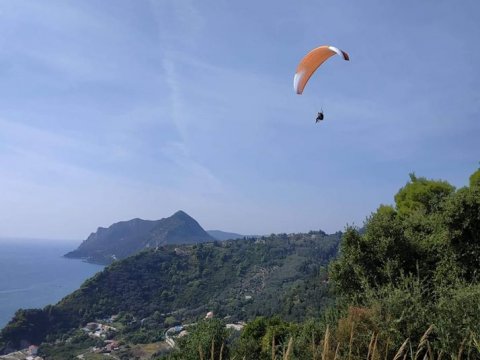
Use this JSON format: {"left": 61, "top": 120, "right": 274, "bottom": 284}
{"left": 0, "top": 239, "right": 104, "bottom": 328}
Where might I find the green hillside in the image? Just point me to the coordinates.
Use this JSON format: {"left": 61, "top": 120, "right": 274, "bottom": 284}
{"left": 0, "top": 231, "right": 340, "bottom": 354}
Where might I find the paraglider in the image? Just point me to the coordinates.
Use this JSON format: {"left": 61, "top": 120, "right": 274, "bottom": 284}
{"left": 294, "top": 45, "right": 349, "bottom": 122}
{"left": 316, "top": 111, "right": 324, "bottom": 123}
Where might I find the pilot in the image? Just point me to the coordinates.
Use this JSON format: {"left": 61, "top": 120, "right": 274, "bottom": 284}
{"left": 316, "top": 111, "right": 324, "bottom": 123}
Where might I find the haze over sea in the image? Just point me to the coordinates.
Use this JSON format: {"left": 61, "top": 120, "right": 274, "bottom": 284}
{"left": 0, "top": 239, "right": 103, "bottom": 328}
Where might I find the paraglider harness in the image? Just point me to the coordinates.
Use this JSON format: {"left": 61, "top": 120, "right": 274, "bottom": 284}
{"left": 316, "top": 109, "right": 324, "bottom": 123}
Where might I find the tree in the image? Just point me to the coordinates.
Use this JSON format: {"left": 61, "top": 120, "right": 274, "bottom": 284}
{"left": 469, "top": 168, "right": 480, "bottom": 188}
{"left": 234, "top": 317, "right": 296, "bottom": 360}
{"left": 328, "top": 169, "right": 480, "bottom": 357}
{"left": 169, "top": 319, "right": 229, "bottom": 360}
{"left": 442, "top": 177, "right": 480, "bottom": 280}
{"left": 394, "top": 173, "right": 454, "bottom": 217}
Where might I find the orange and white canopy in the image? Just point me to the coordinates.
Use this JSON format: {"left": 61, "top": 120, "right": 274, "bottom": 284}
{"left": 293, "top": 45, "right": 349, "bottom": 95}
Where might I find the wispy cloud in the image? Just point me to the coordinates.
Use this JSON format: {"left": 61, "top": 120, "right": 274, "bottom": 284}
{"left": 147, "top": 0, "right": 205, "bottom": 48}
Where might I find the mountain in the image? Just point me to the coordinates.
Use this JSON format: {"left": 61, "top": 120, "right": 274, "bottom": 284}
{"left": 64, "top": 211, "right": 214, "bottom": 264}
{"left": 0, "top": 231, "right": 341, "bottom": 354}
{"left": 207, "top": 230, "right": 244, "bottom": 240}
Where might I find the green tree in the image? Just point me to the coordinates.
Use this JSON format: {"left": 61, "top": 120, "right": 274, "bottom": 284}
{"left": 470, "top": 168, "right": 480, "bottom": 188}
{"left": 168, "top": 319, "right": 229, "bottom": 360}
{"left": 329, "top": 169, "right": 480, "bottom": 357}
{"left": 330, "top": 205, "right": 417, "bottom": 301}
{"left": 441, "top": 181, "right": 480, "bottom": 280}
{"left": 234, "top": 317, "right": 297, "bottom": 360}
{"left": 394, "top": 173, "right": 454, "bottom": 217}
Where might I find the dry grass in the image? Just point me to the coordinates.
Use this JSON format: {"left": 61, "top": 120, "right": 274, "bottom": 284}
{"left": 393, "top": 338, "right": 409, "bottom": 360}
{"left": 283, "top": 337, "right": 293, "bottom": 360}
{"left": 273, "top": 326, "right": 479, "bottom": 360}
{"left": 204, "top": 324, "right": 480, "bottom": 360}
{"left": 414, "top": 325, "right": 434, "bottom": 360}
{"left": 322, "top": 325, "right": 331, "bottom": 360}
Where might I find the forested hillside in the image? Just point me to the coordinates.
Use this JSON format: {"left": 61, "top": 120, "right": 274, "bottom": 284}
{"left": 0, "top": 231, "right": 340, "bottom": 354}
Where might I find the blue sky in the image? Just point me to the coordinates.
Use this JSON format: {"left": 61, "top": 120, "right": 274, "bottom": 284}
{"left": 0, "top": 0, "right": 478, "bottom": 240}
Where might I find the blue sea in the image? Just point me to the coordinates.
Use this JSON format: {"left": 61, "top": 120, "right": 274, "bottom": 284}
{"left": 0, "top": 239, "right": 104, "bottom": 328}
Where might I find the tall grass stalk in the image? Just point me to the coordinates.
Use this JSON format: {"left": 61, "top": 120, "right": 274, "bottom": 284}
{"left": 457, "top": 336, "right": 467, "bottom": 360}
{"left": 473, "top": 337, "right": 480, "bottom": 352}
{"left": 322, "top": 325, "right": 330, "bottom": 360}
{"left": 283, "top": 337, "right": 293, "bottom": 360}
{"left": 415, "top": 325, "right": 434, "bottom": 360}
{"left": 219, "top": 341, "right": 224, "bottom": 360}
{"left": 372, "top": 333, "right": 378, "bottom": 360}
{"left": 348, "top": 322, "right": 355, "bottom": 360}
{"left": 436, "top": 350, "right": 443, "bottom": 360}
{"left": 384, "top": 338, "right": 390, "bottom": 360}
{"left": 272, "top": 335, "right": 276, "bottom": 360}
{"left": 367, "top": 332, "right": 375, "bottom": 360}
{"left": 333, "top": 343, "right": 340, "bottom": 360}
{"left": 426, "top": 342, "right": 433, "bottom": 360}
{"left": 393, "top": 338, "right": 410, "bottom": 360}
{"left": 211, "top": 339, "right": 215, "bottom": 360}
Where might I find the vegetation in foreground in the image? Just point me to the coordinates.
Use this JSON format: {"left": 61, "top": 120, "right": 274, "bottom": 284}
{"left": 164, "top": 168, "right": 480, "bottom": 359}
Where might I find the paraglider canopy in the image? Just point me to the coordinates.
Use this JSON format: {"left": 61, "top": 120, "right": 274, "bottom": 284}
{"left": 294, "top": 45, "right": 349, "bottom": 95}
